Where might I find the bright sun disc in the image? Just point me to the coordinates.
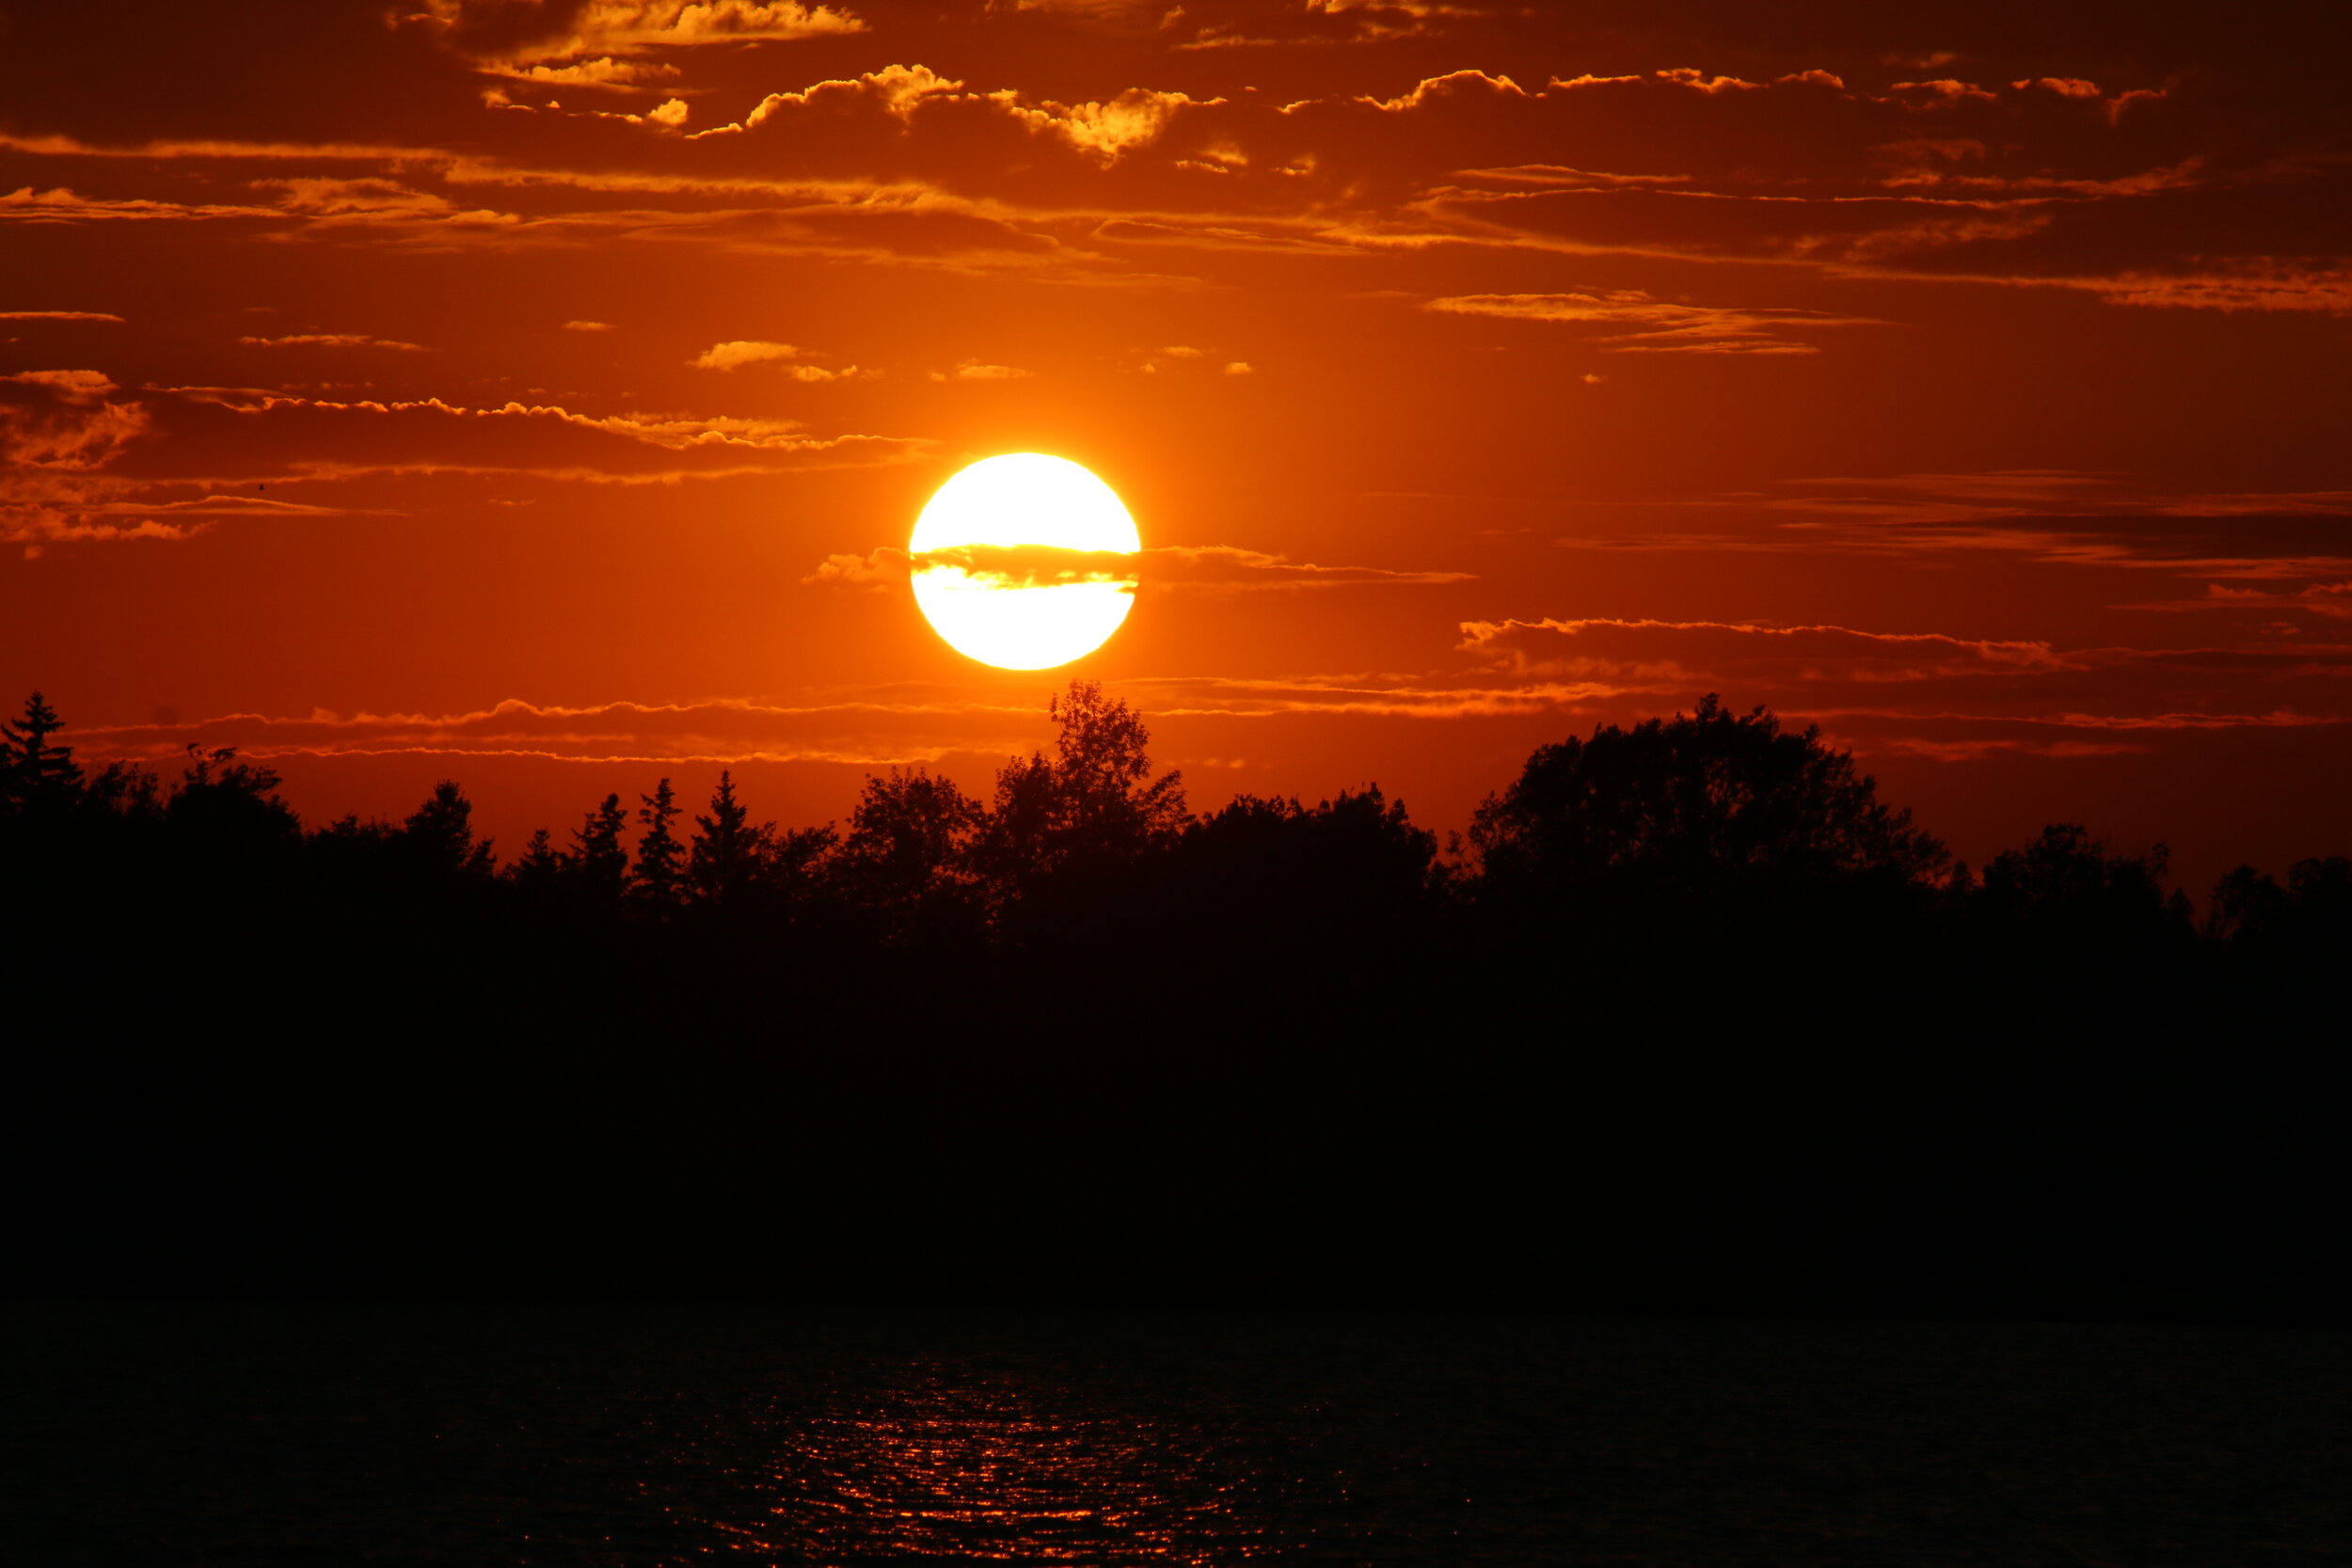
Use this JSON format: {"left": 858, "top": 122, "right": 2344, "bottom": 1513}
{"left": 910, "top": 453, "right": 1141, "bottom": 670}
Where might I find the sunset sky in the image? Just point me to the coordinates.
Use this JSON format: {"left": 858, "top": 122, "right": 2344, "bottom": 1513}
{"left": 7, "top": 0, "right": 2348, "bottom": 889}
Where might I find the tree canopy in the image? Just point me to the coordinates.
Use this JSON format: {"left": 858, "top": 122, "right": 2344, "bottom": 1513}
{"left": 1469, "top": 694, "right": 1947, "bottom": 906}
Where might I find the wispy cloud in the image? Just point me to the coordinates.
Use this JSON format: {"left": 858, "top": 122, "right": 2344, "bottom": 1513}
{"left": 805, "top": 542, "right": 1471, "bottom": 593}
{"left": 1426, "top": 291, "right": 1877, "bottom": 354}
{"left": 239, "top": 332, "right": 427, "bottom": 350}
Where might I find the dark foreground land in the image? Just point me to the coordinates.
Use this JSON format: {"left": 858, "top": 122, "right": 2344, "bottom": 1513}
{"left": 7, "top": 1304, "right": 2349, "bottom": 1567}
{"left": 7, "top": 687, "right": 2346, "bottom": 1319}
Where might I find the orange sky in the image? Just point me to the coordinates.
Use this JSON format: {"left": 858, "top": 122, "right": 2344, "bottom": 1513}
{"left": 6, "top": 0, "right": 2348, "bottom": 892}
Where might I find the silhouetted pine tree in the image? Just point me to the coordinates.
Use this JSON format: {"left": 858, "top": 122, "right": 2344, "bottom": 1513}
{"left": 2, "top": 690, "right": 85, "bottom": 813}
{"left": 687, "top": 770, "right": 773, "bottom": 908}
{"left": 403, "top": 780, "right": 496, "bottom": 879}
{"left": 507, "top": 827, "right": 568, "bottom": 898}
{"left": 572, "top": 792, "right": 631, "bottom": 906}
{"left": 634, "top": 777, "right": 685, "bottom": 911}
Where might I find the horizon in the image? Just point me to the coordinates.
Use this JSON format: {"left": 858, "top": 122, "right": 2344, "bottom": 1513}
{"left": 11, "top": 679, "right": 2324, "bottom": 916}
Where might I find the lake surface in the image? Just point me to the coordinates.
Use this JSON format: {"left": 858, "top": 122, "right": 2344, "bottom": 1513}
{"left": 7, "top": 1306, "right": 2347, "bottom": 1565}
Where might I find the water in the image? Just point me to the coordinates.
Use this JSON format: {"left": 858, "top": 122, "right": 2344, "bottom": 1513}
{"left": 7, "top": 1306, "right": 2347, "bottom": 1565}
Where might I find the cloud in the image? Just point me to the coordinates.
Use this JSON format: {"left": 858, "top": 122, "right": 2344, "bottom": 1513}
{"left": 8, "top": 371, "right": 908, "bottom": 548}
{"left": 690, "top": 340, "right": 878, "bottom": 378}
{"left": 563, "top": 319, "right": 614, "bottom": 332}
{"left": 2074, "top": 262, "right": 2352, "bottom": 315}
{"left": 1748, "top": 473, "right": 2352, "bottom": 583}
{"left": 989, "top": 88, "right": 1214, "bottom": 163}
{"left": 238, "top": 332, "right": 428, "bottom": 350}
{"left": 256, "top": 178, "right": 442, "bottom": 216}
{"left": 1146, "top": 544, "right": 1470, "bottom": 591}
{"left": 934, "top": 360, "right": 1033, "bottom": 380}
{"left": 417, "top": 0, "right": 866, "bottom": 71}
{"left": 1458, "top": 616, "right": 2073, "bottom": 684}
{"left": 0, "top": 309, "right": 124, "bottom": 322}
{"left": 805, "top": 541, "right": 1470, "bottom": 593}
{"left": 803, "top": 547, "right": 908, "bottom": 588}
{"left": 1, "top": 370, "right": 178, "bottom": 546}
{"left": 1427, "top": 612, "right": 2352, "bottom": 768}
{"left": 1876, "top": 736, "right": 2151, "bottom": 761}
{"left": 1448, "top": 165, "right": 1694, "bottom": 188}
{"left": 1, "top": 371, "right": 150, "bottom": 469}
{"left": 1, "top": 58, "right": 2228, "bottom": 301}
{"left": 1131, "top": 345, "right": 1257, "bottom": 375}
{"left": 694, "top": 63, "right": 967, "bottom": 135}
{"left": 0, "top": 133, "right": 441, "bottom": 163}
{"left": 916, "top": 543, "right": 1141, "bottom": 591}
{"left": 809, "top": 543, "right": 1133, "bottom": 593}
{"left": 0, "top": 39, "right": 2322, "bottom": 327}
{"left": 0, "top": 384, "right": 930, "bottom": 544}
{"left": 1126, "top": 673, "right": 1630, "bottom": 720}
{"left": 1358, "top": 71, "right": 1532, "bottom": 114}
{"left": 4, "top": 183, "right": 281, "bottom": 224}
{"left": 1171, "top": 0, "right": 1470, "bottom": 50}
{"left": 1426, "top": 291, "right": 1876, "bottom": 354}
{"left": 180, "top": 387, "right": 922, "bottom": 464}
{"left": 691, "top": 339, "right": 799, "bottom": 370}
{"left": 481, "top": 56, "right": 680, "bottom": 89}
{"left": 56, "top": 692, "right": 1049, "bottom": 772}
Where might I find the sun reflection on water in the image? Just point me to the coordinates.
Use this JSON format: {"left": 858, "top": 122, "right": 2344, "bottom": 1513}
{"left": 664, "top": 1354, "right": 1299, "bottom": 1565}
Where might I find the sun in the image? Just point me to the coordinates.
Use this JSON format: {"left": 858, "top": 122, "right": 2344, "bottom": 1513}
{"left": 910, "top": 453, "right": 1142, "bottom": 670}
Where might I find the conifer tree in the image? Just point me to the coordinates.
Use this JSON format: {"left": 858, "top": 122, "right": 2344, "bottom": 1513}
{"left": 507, "top": 827, "right": 568, "bottom": 897}
{"left": 688, "top": 770, "right": 771, "bottom": 908}
{"left": 572, "top": 792, "right": 631, "bottom": 904}
{"left": 2, "top": 690, "right": 85, "bottom": 812}
{"left": 634, "top": 777, "right": 686, "bottom": 910}
{"left": 403, "top": 780, "right": 497, "bottom": 878}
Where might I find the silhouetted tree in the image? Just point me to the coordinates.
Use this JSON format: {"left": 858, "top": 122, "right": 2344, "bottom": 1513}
{"left": 687, "top": 770, "right": 773, "bottom": 909}
{"left": 82, "top": 758, "right": 162, "bottom": 822}
{"left": 1164, "top": 786, "right": 1443, "bottom": 984}
{"left": 571, "top": 792, "right": 631, "bottom": 906}
{"left": 635, "top": 777, "right": 685, "bottom": 911}
{"left": 974, "top": 680, "right": 1187, "bottom": 900}
{"left": 2, "top": 690, "right": 85, "bottom": 813}
{"left": 2287, "top": 855, "right": 2352, "bottom": 931}
{"left": 1470, "top": 694, "right": 1946, "bottom": 912}
{"left": 402, "top": 780, "right": 497, "bottom": 879}
{"left": 167, "top": 745, "right": 300, "bottom": 851}
{"left": 2207, "top": 854, "right": 2352, "bottom": 961}
{"left": 1980, "top": 824, "right": 2173, "bottom": 921}
{"left": 1184, "top": 787, "right": 1439, "bottom": 908}
{"left": 838, "top": 767, "right": 979, "bottom": 928}
{"left": 766, "top": 823, "right": 840, "bottom": 915}
{"left": 507, "top": 827, "right": 569, "bottom": 899}
{"left": 2206, "top": 863, "right": 2288, "bottom": 945}
{"left": 1050, "top": 680, "right": 1189, "bottom": 858}
{"left": 1974, "top": 823, "right": 2194, "bottom": 973}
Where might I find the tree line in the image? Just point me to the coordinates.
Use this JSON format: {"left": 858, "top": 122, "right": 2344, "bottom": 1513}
{"left": 6, "top": 683, "right": 2344, "bottom": 968}
{"left": 8, "top": 682, "right": 2344, "bottom": 1314}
